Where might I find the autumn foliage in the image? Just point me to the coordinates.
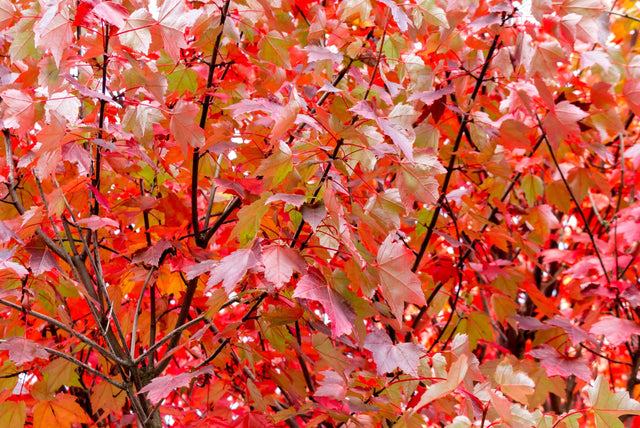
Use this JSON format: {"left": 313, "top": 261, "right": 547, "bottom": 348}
{"left": 1, "top": 0, "right": 640, "bottom": 426}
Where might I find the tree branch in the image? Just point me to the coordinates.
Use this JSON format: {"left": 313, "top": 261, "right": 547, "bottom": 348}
{"left": 0, "top": 298, "right": 131, "bottom": 367}
{"left": 412, "top": 34, "right": 500, "bottom": 273}
{"left": 534, "top": 112, "right": 610, "bottom": 283}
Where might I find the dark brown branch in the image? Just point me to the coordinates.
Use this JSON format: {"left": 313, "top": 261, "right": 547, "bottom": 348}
{"left": 195, "top": 293, "right": 267, "bottom": 370}
{"left": 412, "top": 34, "right": 500, "bottom": 273}
{"left": 193, "top": 0, "right": 232, "bottom": 248}
{"left": 534, "top": 112, "right": 610, "bottom": 283}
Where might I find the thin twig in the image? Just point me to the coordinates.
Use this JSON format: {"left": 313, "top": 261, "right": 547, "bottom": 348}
{"left": 137, "top": 314, "right": 207, "bottom": 366}
{"left": 193, "top": 0, "right": 232, "bottom": 247}
{"left": 608, "top": 10, "right": 640, "bottom": 23}
{"left": 131, "top": 267, "right": 156, "bottom": 359}
{"left": 412, "top": 34, "right": 501, "bottom": 272}
{"left": 41, "top": 349, "right": 124, "bottom": 389}
{"left": 534, "top": 112, "right": 610, "bottom": 283}
{"left": 290, "top": 22, "right": 388, "bottom": 249}
{"left": 3, "top": 131, "right": 67, "bottom": 259}
{"left": 0, "top": 298, "right": 130, "bottom": 366}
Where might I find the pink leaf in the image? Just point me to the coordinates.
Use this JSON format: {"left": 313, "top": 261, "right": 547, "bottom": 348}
{"left": 376, "top": 118, "right": 415, "bottom": 161}
{"left": 35, "top": 12, "right": 73, "bottom": 66}
{"left": 377, "top": 233, "right": 426, "bottom": 323}
{"left": 623, "top": 80, "right": 640, "bottom": 117}
{"left": 315, "top": 370, "right": 346, "bottom": 400}
{"left": 378, "top": 0, "right": 410, "bottom": 32}
{"left": 511, "top": 316, "right": 552, "bottom": 331}
{"left": 265, "top": 193, "right": 307, "bottom": 207}
{"left": 184, "top": 260, "right": 218, "bottom": 280}
{"left": 171, "top": 100, "right": 205, "bottom": 153}
{"left": 545, "top": 317, "right": 596, "bottom": 345}
{"left": 212, "top": 178, "right": 246, "bottom": 199}
{"left": 543, "top": 100, "right": 589, "bottom": 146}
{"left": 293, "top": 267, "right": 355, "bottom": 337}
{"left": 76, "top": 215, "right": 119, "bottom": 231}
{"left": 408, "top": 85, "right": 455, "bottom": 105}
{"left": 528, "top": 344, "right": 590, "bottom": 381}
{"left": 262, "top": 245, "right": 306, "bottom": 289}
{"left": 1, "top": 89, "right": 34, "bottom": 133}
{"left": 27, "top": 243, "right": 61, "bottom": 276}
{"left": 590, "top": 316, "right": 640, "bottom": 346}
{"left": 349, "top": 100, "right": 377, "bottom": 120}
{"left": 157, "top": 0, "right": 190, "bottom": 60}
{"left": 0, "top": 249, "right": 28, "bottom": 277}
{"left": 301, "top": 204, "right": 326, "bottom": 232}
{"left": 364, "top": 329, "right": 425, "bottom": 376}
{"left": 0, "top": 220, "right": 22, "bottom": 244}
{"left": 207, "top": 247, "right": 262, "bottom": 293}
{"left": 60, "top": 73, "right": 115, "bottom": 103}
{"left": 132, "top": 238, "right": 173, "bottom": 267}
{"left": 86, "top": 183, "right": 113, "bottom": 214}
{"left": 139, "top": 367, "right": 213, "bottom": 405}
{"left": 304, "top": 45, "right": 343, "bottom": 63}
{"left": 0, "top": 337, "right": 49, "bottom": 365}
{"left": 92, "top": 1, "right": 129, "bottom": 27}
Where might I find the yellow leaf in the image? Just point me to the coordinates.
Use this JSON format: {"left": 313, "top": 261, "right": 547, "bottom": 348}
{"left": 33, "top": 394, "right": 91, "bottom": 428}
{"left": 0, "top": 401, "right": 26, "bottom": 428}
{"left": 91, "top": 380, "right": 126, "bottom": 414}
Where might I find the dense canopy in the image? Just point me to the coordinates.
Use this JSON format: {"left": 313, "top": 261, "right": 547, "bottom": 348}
{"left": 1, "top": 0, "right": 640, "bottom": 426}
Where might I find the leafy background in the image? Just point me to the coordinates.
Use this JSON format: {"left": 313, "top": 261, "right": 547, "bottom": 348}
{"left": 0, "top": 0, "right": 640, "bottom": 426}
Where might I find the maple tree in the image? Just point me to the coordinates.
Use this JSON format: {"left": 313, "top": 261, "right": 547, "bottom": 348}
{"left": 1, "top": 0, "right": 640, "bottom": 426}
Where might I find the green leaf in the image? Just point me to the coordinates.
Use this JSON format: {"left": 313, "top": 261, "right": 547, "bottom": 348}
{"left": 230, "top": 194, "right": 271, "bottom": 245}
{"left": 42, "top": 359, "right": 82, "bottom": 393}
{"left": 521, "top": 173, "right": 544, "bottom": 206}
{"left": 587, "top": 375, "right": 640, "bottom": 428}
{"left": 459, "top": 311, "right": 493, "bottom": 350}
{"left": 414, "top": 0, "right": 449, "bottom": 28}
{"left": 167, "top": 67, "right": 199, "bottom": 96}
{"left": 255, "top": 142, "right": 293, "bottom": 189}
{"left": 258, "top": 31, "right": 292, "bottom": 69}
